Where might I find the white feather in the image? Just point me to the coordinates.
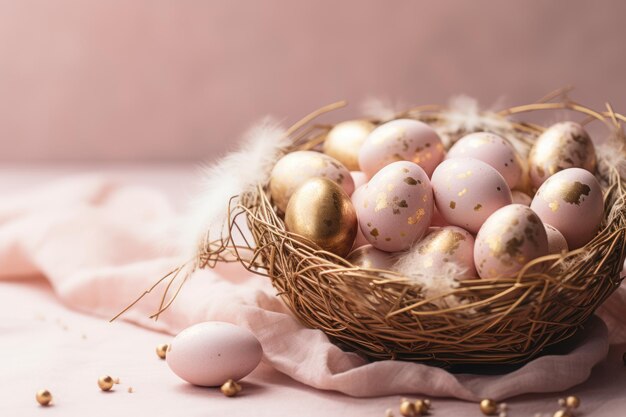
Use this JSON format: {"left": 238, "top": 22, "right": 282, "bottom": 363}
{"left": 392, "top": 251, "right": 465, "bottom": 307}
{"left": 180, "top": 118, "right": 289, "bottom": 259}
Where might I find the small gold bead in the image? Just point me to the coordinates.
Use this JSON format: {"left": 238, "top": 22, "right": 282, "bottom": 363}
{"left": 36, "top": 389, "right": 53, "bottom": 406}
{"left": 414, "top": 399, "right": 430, "bottom": 414}
{"left": 156, "top": 343, "right": 169, "bottom": 360}
{"left": 98, "top": 375, "right": 115, "bottom": 391}
{"left": 220, "top": 379, "right": 242, "bottom": 397}
{"left": 399, "top": 399, "right": 418, "bottom": 417}
{"left": 553, "top": 410, "right": 572, "bottom": 417}
{"left": 565, "top": 395, "right": 580, "bottom": 409}
{"left": 480, "top": 399, "right": 498, "bottom": 416}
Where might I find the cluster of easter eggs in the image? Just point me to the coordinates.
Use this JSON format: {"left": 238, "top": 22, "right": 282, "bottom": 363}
{"left": 269, "top": 118, "right": 604, "bottom": 280}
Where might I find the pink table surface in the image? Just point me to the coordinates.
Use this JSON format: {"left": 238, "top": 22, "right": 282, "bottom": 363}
{"left": 2, "top": 165, "right": 625, "bottom": 417}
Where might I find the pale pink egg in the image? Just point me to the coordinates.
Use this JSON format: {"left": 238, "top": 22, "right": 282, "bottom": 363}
{"left": 474, "top": 204, "right": 549, "bottom": 279}
{"left": 269, "top": 151, "right": 354, "bottom": 212}
{"left": 431, "top": 158, "right": 512, "bottom": 234}
{"left": 351, "top": 184, "right": 369, "bottom": 248}
{"left": 346, "top": 244, "right": 396, "bottom": 270}
{"left": 512, "top": 190, "right": 532, "bottom": 206}
{"left": 530, "top": 168, "right": 603, "bottom": 249}
{"left": 447, "top": 132, "right": 523, "bottom": 188}
{"left": 545, "top": 224, "right": 569, "bottom": 254}
{"left": 166, "top": 322, "right": 262, "bottom": 386}
{"left": 358, "top": 119, "right": 444, "bottom": 178}
{"left": 396, "top": 226, "right": 476, "bottom": 280}
{"left": 356, "top": 161, "right": 433, "bottom": 252}
{"left": 350, "top": 171, "right": 368, "bottom": 190}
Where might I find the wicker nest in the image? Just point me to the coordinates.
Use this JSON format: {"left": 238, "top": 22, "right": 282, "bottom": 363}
{"left": 194, "top": 94, "right": 626, "bottom": 367}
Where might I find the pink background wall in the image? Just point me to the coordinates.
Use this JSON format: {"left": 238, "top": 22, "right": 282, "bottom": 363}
{"left": 0, "top": 1, "right": 625, "bottom": 162}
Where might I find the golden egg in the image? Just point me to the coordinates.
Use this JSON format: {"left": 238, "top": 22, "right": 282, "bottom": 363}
{"left": 479, "top": 398, "right": 498, "bottom": 415}
{"left": 528, "top": 121, "right": 596, "bottom": 189}
{"left": 270, "top": 151, "right": 355, "bottom": 213}
{"left": 220, "top": 379, "right": 242, "bottom": 397}
{"left": 36, "top": 389, "right": 53, "bottom": 406}
{"left": 285, "top": 177, "right": 358, "bottom": 257}
{"left": 346, "top": 244, "right": 396, "bottom": 270}
{"left": 98, "top": 375, "right": 115, "bottom": 391}
{"left": 323, "top": 120, "right": 375, "bottom": 171}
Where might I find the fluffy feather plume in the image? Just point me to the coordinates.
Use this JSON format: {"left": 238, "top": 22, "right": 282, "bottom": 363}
{"left": 180, "top": 118, "right": 288, "bottom": 259}
{"left": 392, "top": 253, "right": 466, "bottom": 307}
{"left": 360, "top": 97, "right": 405, "bottom": 122}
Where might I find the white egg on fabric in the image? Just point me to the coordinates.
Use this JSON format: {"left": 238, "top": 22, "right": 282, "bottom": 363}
{"left": 528, "top": 122, "right": 597, "bottom": 189}
{"left": 431, "top": 158, "right": 512, "bottom": 234}
{"left": 530, "top": 168, "right": 603, "bottom": 249}
{"left": 166, "top": 322, "right": 262, "bottom": 387}
{"left": 356, "top": 161, "right": 433, "bottom": 252}
{"left": 447, "top": 132, "right": 523, "bottom": 188}
{"left": 512, "top": 190, "right": 532, "bottom": 206}
{"left": 269, "top": 151, "right": 354, "bottom": 213}
{"left": 400, "top": 226, "right": 476, "bottom": 280}
{"left": 358, "top": 119, "right": 445, "bottom": 178}
{"left": 545, "top": 224, "right": 569, "bottom": 254}
{"left": 474, "top": 204, "right": 549, "bottom": 279}
{"left": 346, "top": 245, "right": 396, "bottom": 270}
{"left": 350, "top": 171, "right": 368, "bottom": 190}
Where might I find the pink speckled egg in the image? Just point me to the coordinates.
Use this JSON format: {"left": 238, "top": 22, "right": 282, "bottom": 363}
{"left": 356, "top": 161, "right": 433, "bottom": 252}
{"left": 166, "top": 322, "right": 262, "bottom": 386}
{"left": 512, "top": 190, "right": 532, "bottom": 206}
{"left": 530, "top": 168, "right": 603, "bottom": 249}
{"left": 350, "top": 171, "right": 368, "bottom": 190}
{"left": 346, "top": 244, "right": 396, "bottom": 270}
{"left": 358, "top": 119, "right": 444, "bottom": 178}
{"left": 474, "top": 204, "right": 549, "bottom": 279}
{"left": 545, "top": 224, "right": 569, "bottom": 254}
{"left": 397, "top": 226, "right": 476, "bottom": 280}
{"left": 269, "top": 151, "right": 354, "bottom": 213}
{"left": 447, "top": 132, "right": 523, "bottom": 188}
{"left": 431, "top": 158, "right": 513, "bottom": 234}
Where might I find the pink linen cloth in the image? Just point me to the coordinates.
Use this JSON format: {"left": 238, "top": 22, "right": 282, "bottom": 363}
{"left": 1, "top": 175, "right": 624, "bottom": 401}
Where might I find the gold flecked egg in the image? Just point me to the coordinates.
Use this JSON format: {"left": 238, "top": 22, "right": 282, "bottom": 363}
{"left": 346, "top": 244, "right": 395, "bottom": 270}
{"left": 528, "top": 121, "right": 596, "bottom": 189}
{"left": 323, "top": 120, "right": 375, "bottom": 171}
{"left": 285, "top": 177, "right": 358, "bottom": 257}
{"left": 270, "top": 151, "right": 354, "bottom": 213}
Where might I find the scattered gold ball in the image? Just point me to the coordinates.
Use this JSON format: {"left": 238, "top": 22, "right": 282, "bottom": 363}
{"left": 553, "top": 410, "right": 572, "bottom": 417}
{"left": 399, "top": 399, "right": 418, "bottom": 417}
{"left": 156, "top": 343, "right": 169, "bottom": 360}
{"left": 98, "top": 375, "right": 115, "bottom": 391}
{"left": 36, "top": 389, "right": 53, "bottom": 406}
{"left": 415, "top": 399, "right": 430, "bottom": 414}
{"left": 480, "top": 398, "right": 498, "bottom": 416}
{"left": 565, "top": 395, "right": 580, "bottom": 409}
{"left": 220, "top": 379, "right": 242, "bottom": 397}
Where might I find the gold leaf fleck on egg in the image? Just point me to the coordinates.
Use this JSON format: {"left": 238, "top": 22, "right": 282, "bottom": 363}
{"left": 450, "top": 201, "right": 456, "bottom": 209}
{"left": 407, "top": 208, "right": 426, "bottom": 225}
{"left": 370, "top": 228, "right": 379, "bottom": 237}
{"left": 404, "top": 177, "right": 418, "bottom": 185}
{"left": 375, "top": 193, "right": 388, "bottom": 212}
{"left": 474, "top": 204, "right": 482, "bottom": 211}
{"left": 385, "top": 237, "right": 391, "bottom": 242}
{"left": 561, "top": 181, "right": 591, "bottom": 205}
{"left": 458, "top": 188, "right": 467, "bottom": 197}
{"left": 422, "top": 194, "right": 428, "bottom": 202}
{"left": 457, "top": 170, "right": 472, "bottom": 179}
{"left": 549, "top": 201, "right": 559, "bottom": 212}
